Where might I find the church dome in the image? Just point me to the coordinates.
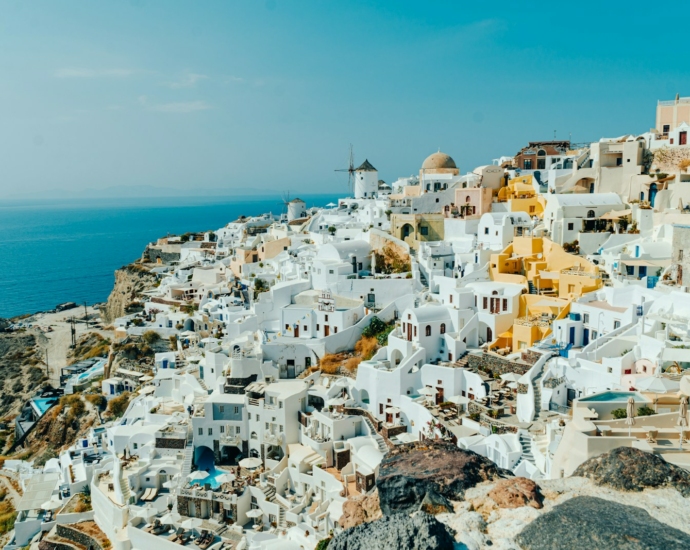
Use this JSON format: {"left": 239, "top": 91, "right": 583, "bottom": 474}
{"left": 422, "top": 151, "right": 457, "bottom": 170}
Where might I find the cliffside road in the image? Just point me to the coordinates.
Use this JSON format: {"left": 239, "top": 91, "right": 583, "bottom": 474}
{"left": 28, "top": 306, "right": 113, "bottom": 386}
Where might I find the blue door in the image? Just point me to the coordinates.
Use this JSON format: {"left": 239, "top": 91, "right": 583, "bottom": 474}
{"left": 569, "top": 326, "right": 576, "bottom": 345}
{"left": 639, "top": 266, "right": 647, "bottom": 277}
{"left": 583, "top": 329, "right": 589, "bottom": 346}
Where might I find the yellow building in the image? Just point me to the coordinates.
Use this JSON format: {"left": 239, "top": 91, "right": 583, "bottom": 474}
{"left": 495, "top": 175, "right": 545, "bottom": 218}
{"left": 389, "top": 213, "right": 445, "bottom": 250}
{"left": 488, "top": 234, "right": 601, "bottom": 352}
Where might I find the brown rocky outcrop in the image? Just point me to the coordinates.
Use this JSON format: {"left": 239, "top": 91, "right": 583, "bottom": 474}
{"left": 573, "top": 446, "right": 690, "bottom": 497}
{"left": 100, "top": 264, "right": 157, "bottom": 323}
{"left": 376, "top": 441, "right": 511, "bottom": 515}
{"left": 487, "top": 477, "right": 543, "bottom": 509}
{"left": 340, "top": 490, "right": 382, "bottom": 529}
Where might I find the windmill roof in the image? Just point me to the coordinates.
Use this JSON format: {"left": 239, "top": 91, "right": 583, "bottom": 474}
{"left": 289, "top": 198, "right": 305, "bottom": 203}
{"left": 355, "top": 159, "right": 377, "bottom": 172}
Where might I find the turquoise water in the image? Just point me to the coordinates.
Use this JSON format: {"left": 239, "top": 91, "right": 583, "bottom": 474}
{"left": 32, "top": 397, "right": 58, "bottom": 415}
{"left": 189, "top": 467, "right": 228, "bottom": 490}
{"left": 0, "top": 194, "right": 341, "bottom": 318}
{"left": 580, "top": 391, "right": 646, "bottom": 402}
{"left": 76, "top": 360, "right": 105, "bottom": 381}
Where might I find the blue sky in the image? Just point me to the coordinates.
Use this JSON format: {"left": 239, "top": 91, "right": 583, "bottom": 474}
{"left": 1, "top": 0, "right": 689, "bottom": 198}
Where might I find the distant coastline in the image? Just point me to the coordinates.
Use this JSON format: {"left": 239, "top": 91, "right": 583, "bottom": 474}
{"left": 0, "top": 193, "right": 341, "bottom": 318}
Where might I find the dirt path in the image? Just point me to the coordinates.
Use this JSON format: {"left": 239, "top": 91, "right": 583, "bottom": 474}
{"left": 0, "top": 473, "right": 22, "bottom": 505}
{"left": 28, "top": 306, "right": 113, "bottom": 386}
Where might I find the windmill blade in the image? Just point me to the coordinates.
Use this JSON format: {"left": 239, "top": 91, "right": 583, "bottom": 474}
{"left": 334, "top": 144, "right": 355, "bottom": 194}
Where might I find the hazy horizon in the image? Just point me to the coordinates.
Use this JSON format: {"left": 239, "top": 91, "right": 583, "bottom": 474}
{"left": 2, "top": 0, "right": 690, "bottom": 198}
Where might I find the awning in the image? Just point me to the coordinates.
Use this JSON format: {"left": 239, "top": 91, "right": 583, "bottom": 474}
{"left": 16, "top": 473, "right": 60, "bottom": 512}
{"left": 600, "top": 209, "right": 632, "bottom": 220}
{"left": 620, "top": 259, "right": 671, "bottom": 267}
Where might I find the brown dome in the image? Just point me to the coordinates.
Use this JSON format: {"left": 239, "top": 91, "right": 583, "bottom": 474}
{"left": 422, "top": 151, "right": 457, "bottom": 170}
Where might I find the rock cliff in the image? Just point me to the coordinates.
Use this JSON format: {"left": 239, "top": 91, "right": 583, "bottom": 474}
{"left": 100, "top": 264, "right": 157, "bottom": 324}
{"left": 329, "top": 512, "right": 455, "bottom": 550}
{"left": 376, "top": 441, "right": 511, "bottom": 515}
{"left": 516, "top": 496, "right": 690, "bottom": 550}
{"left": 573, "top": 446, "right": 690, "bottom": 496}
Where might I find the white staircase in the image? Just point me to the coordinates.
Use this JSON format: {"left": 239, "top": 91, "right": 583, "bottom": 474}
{"left": 278, "top": 506, "right": 287, "bottom": 528}
{"left": 515, "top": 433, "right": 535, "bottom": 468}
{"left": 532, "top": 372, "right": 544, "bottom": 418}
{"left": 119, "top": 472, "right": 132, "bottom": 504}
{"left": 363, "top": 417, "right": 388, "bottom": 453}
{"left": 181, "top": 444, "right": 194, "bottom": 478}
{"left": 261, "top": 484, "right": 276, "bottom": 503}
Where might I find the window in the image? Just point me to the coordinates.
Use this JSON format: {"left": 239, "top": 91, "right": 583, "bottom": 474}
{"left": 279, "top": 401, "right": 283, "bottom": 409}
{"left": 483, "top": 297, "right": 488, "bottom": 309}
{"left": 198, "top": 428, "right": 203, "bottom": 435}
{"left": 220, "top": 425, "right": 225, "bottom": 433}
{"left": 414, "top": 326, "right": 417, "bottom": 337}
{"left": 219, "top": 406, "right": 224, "bottom": 413}
{"left": 587, "top": 210, "right": 595, "bottom": 218}
{"left": 329, "top": 269, "right": 334, "bottom": 274}
{"left": 680, "top": 250, "right": 684, "bottom": 261}
{"left": 316, "top": 324, "right": 320, "bottom": 330}
{"left": 567, "top": 223, "right": 574, "bottom": 231}
{"left": 133, "top": 443, "right": 138, "bottom": 450}
{"left": 529, "top": 205, "right": 535, "bottom": 213}
{"left": 440, "top": 323, "right": 446, "bottom": 334}
{"left": 502, "top": 298, "right": 508, "bottom": 311}
{"left": 484, "top": 227, "right": 489, "bottom": 235}
{"left": 265, "top": 422, "right": 269, "bottom": 429}
{"left": 449, "top": 295, "right": 453, "bottom": 303}
{"left": 613, "top": 320, "right": 621, "bottom": 329}
{"left": 425, "top": 325, "right": 431, "bottom": 336}
{"left": 236, "top": 426, "right": 241, "bottom": 434}
{"left": 285, "top": 324, "right": 289, "bottom": 330}
{"left": 325, "top": 315, "right": 329, "bottom": 322}
{"left": 568, "top": 284, "right": 575, "bottom": 293}
{"left": 663, "top": 124, "right": 670, "bottom": 134}
{"left": 334, "top": 327, "right": 338, "bottom": 333}
{"left": 524, "top": 159, "right": 532, "bottom": 169}
{"left": 234, "top": 406, "right": 239, "bottom": 414}
{"left": 208, "top": 428, "right": 212, "bottom": 435}
{"left": 420, "top": 226, "right": 429, "bottom": 236}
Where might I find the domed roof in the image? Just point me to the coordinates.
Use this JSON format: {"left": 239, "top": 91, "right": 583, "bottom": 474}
{"left": 422, "top": 151, "right": 457, "bottom": 170}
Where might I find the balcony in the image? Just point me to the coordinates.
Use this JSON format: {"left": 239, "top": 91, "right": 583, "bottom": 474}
{"left": 263, "top": 432, "right": 284, "bottom": 446}
{"left": 220, "top": 433, "right": 242, "bottom": 447}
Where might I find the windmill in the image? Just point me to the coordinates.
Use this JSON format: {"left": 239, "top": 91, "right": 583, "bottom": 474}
{"left": 335, "top": 144, "right": 355, "bottom": 194}
{"left": 278, "top": 191, "right": 291, "bottom": 218}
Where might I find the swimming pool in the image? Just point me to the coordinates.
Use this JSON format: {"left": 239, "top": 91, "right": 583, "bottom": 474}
{"left": 31, "top": 397, "right": 58, "bottom": 415}
{"left": 580, "top": 391, "right": 646, "bottom": 402}
{"left": 76, "top": 360, "right": 104, "bottom": 382}
{"left": 188, "top": 467, "right": 229, "bottom": 490}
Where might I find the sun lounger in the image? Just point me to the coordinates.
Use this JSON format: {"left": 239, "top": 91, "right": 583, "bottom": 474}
{"left": 168, "top": 527, "right": 185, "bottom": 542}
{"left": 152, "top": 523, "right": 169, "bottom": 535}
{"left": 177, "top": 530, "right": 192, "bottom": 545}
{"left": 148, "top": 487, "right": 159, "bottom": 500}
{"left": 140, "top": 488, "right": 152, "bottom": 501}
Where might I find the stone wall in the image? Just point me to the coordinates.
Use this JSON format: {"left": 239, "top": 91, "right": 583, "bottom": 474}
{"left": 54, "top": 524, "right": 104, "bottom": 550}
{"left": 155, "top": 437, "right": 185, "bottom": 449}
{"left": 467, "top": 353, "right": 534, "bottom": 377}
{"left": 145, "top": 245, "right": 181, "bottom": 264}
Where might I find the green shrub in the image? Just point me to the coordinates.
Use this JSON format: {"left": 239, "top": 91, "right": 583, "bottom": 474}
{"left": 142, "top": 330, "right": 160, "bottom": 344}
{"left": 638, "top": 406, "right": 656, "bottom": 417}
{"left": 611, "top": 408, "right": 627, "bottom": 419}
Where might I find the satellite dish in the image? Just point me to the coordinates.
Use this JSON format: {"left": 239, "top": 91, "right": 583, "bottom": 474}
{"left": 537, "top": 253, "right": 543, "bottom": 259}
{"left": 680, "top": 375, "right": 690, "bottom": 397}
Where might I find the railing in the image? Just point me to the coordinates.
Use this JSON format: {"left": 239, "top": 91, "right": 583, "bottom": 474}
{"left": 220, "top": 433, "right": 241, "bottom": 447}
{"left": 264, "top": 432, "right": 283, "bottom": 446}
{"left": 548, "top": 402, "right": 571, "bottom": 415}
{"left": 248, "top": 398, "right": 261, "bottom": 407}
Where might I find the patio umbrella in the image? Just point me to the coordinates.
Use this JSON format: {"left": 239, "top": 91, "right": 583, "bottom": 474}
{"left": 636, "top": 376, "right": 680, "bottom": 411}
{"left": 679, "top": 397, "right": 688, "bottom": 449}
{"left": 136, "top": 505, "right": 158, "bottom": 520}
{"left": 246, "top": 508, "right": 263, "bottom": 524}
{"left": 500, "top": 373, "right": 522, "bottom": 383}
{"left": 447, "top": 395, "right": 470, "bottom": 415}
{"left": 160, "top": 512, "right": 181, "bottom": 525}
{"left": 187, "top": 471, "right": 209, "bottom": 482}
{"left": 326, "top": 202, "right": 337, "bottom": 208}
{"left": 41, "top": 499, "right": 63, "bottom": 511}
{"left": 625, "top": 396, "right": 636, "bottom": 437}
{"left": 215, "top": 473, "right": 235, "bottom": 485}
{"left": 181, "top": 517, "right": 203, "bottom": 537}
{"left": 507, "top": 382, "right": 518, "bottom": 390}
{"left": 418, "top": 387, "right": 437, "bottom": 396}
{"left": 239, "top": 457, "right": 262, "bottom": 470}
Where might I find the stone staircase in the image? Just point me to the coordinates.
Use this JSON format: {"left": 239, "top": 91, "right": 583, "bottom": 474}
{"left": 363, "top": 417, "right": 388, "bottom": 453}
{"left": 119, "top": 471, "right": 132, "bottom": 504}
{"left": 278, "top": 506, "right": 287, "bottom": 528}
{"left": 452, "top": 351, "right": 469, "bottom": 369}
{"left": 261, "top": 484, "right": 276, "bottom": 503}
{"left": 514, "top": 432, "right": 535, "bottom": 468}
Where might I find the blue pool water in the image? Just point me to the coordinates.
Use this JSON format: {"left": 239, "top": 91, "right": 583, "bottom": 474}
{"left": 77, "top": 360, "right": 105, "bottom": 381}
{"left": 32, "top": 397, "right": 58, "bottom": 415}
{"left": 189, "top": 467, "right": 228, "bottom": 490}
{"left": 580, "top": 391, "right": 646, "bottom": 402}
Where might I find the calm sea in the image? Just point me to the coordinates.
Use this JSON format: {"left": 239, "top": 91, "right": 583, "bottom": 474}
{"left": 0, "top": 194, "right": 341, "bottom": 318}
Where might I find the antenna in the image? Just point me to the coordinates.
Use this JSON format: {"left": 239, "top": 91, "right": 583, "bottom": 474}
{"left": 335, "top": 144, "right": 355, "bottom": 194}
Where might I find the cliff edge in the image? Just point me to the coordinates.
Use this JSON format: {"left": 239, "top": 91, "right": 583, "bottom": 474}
{"left": 100, "top": 264, "right": 157, "bottom": 324}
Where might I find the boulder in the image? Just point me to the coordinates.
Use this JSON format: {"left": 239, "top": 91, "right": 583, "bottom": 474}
{"left": 573, "top": 447, "right": 690, "bottom": 497}
{"left": 516, "top": 496, "right": 690, "bottom": 550}
{"left": 340, "top": 490, "right": 382, "bottom": 529}
{"left": 488, "top": 477, "right": 543, "bottom": 509}
{"left": 377, "top": 441, "right": 510, "bottom": 515}
{"left": 329, "top": 512, "right": 455, "bottom": 550}
{"left": 0, "top": 318, "right": 9, "bottom": 333}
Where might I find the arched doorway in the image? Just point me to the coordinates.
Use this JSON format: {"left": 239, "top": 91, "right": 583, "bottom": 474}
{"left": 487, "top": 327, "right": 493, "bottom": 343}
{"left": 649, "top": 183, "right": 658, "bottom": 207}
{"left": 401, "top": 223, "right": 414, "bottom": 241}
{"left": 194, "top": 446, "right": 214, "bottom": 471}
{"left": 360, "top": 389, "right": 370, "bottom": 404}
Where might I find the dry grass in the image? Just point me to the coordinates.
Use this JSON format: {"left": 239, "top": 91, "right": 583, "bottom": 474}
{"left": 345, "top": 357, "right": 362, "bottom": 371}
{"left": 355, "top": 336, "right": 378, "bottom": 361}
{"left": 319, "top": 353, "right": 349, "bottom": 374}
